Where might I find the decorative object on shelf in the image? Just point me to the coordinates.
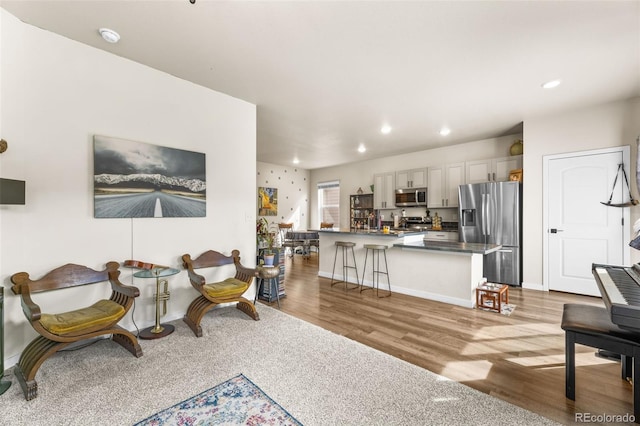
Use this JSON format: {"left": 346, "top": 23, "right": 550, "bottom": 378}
{"left": 601, "top": 163, "right": 638, "bottom": 207}
{"left": 356, "top": 187, "right": 364, "bottom": 194}
{"left": 509, "top": 139, "right": 523, "bottom": 156}
{"left": 432, "top": 212, "right": 442, "bottom": 231}
{"left": 370, "top": 184, "right": 374, "bottom": 192}
{"left": 509, "top": 169, "right": 523, "bottom": 182}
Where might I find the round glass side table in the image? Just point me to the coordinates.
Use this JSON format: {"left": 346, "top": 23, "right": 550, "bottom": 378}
{"left": 133, "top": 267, "right": 180, "bottom": 339}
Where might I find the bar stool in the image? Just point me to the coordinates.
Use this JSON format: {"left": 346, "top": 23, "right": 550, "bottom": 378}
{"left": 255, "top": 265, "right": 281, "bottom": 308}
{"left": 331, "top": 241, "right": 360, "bottom": 290}
{"left": 361, "top": 244, "right": 391, "bottom": 297}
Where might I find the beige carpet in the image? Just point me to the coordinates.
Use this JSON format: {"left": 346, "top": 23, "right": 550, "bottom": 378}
{"left": 0, "top": 305, "right": 559, "bottom": 425}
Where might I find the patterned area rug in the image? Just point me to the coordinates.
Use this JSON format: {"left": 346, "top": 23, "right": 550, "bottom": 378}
{"left": 134, "top": 374, "right": 302, "bottom": 426}
{"left": 478, "top": 303, "right": 517, "bottom": 316}
{"left": 500, "top": 303, "right": 517, "bottom": 316}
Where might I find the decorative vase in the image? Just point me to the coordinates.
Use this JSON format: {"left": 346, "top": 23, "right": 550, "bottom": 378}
{"left": 263, "top": 254, "right": 275, "bottom": 266}
{"left": 510, "top": 139, "right": 523, "bottom": 156}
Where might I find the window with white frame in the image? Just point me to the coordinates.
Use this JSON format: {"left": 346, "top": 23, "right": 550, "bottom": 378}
{"left": 317, "top": 180, "right": 340, "bottom": 228}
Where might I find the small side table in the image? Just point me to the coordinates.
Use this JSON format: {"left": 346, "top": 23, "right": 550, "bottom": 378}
{"left": 255, "top": 265, "right": 281, "bottom": 308}
{"left": 134, "top": 267, "right": 179, "bottom": 339}
{"left": 476, "top": 283, "right": 509, "bottom": 313}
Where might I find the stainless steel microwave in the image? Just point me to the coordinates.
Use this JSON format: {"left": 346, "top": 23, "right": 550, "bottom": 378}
{"left": 395, "top": 188, "right": 427, "bottom": 207}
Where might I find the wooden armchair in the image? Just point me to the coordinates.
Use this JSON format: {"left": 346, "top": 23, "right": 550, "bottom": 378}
{"left": 10, "top": 262, "right": 143, "bottom": 400}
{"left": 182, "top": 249, "right": 259, "bottom": 337}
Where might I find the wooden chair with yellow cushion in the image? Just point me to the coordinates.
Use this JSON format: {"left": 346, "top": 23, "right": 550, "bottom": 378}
{"left": 182, "top": 249, "right": 259, "bottom": 337}
{"left": 10, "top": 262, "right": 143, "bottom": 400}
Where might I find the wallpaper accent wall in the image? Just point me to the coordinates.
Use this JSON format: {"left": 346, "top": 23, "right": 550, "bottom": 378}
{"left": 257, "top": 162, "right": 311, "bottom": 231}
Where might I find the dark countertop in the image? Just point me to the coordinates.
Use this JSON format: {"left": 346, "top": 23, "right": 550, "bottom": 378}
{"left": 317, "top": 228, "right": 427, "bottom": 238}
{"left": 393, "top": 240, "right": 502, "bottom": 254}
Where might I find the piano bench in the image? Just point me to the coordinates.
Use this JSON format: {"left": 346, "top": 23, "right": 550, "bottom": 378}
{"left": 562, "top": 303, "right": 640, "bottom": 423}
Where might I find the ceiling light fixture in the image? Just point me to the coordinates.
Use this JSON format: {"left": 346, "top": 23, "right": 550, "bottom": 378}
{"left": 542, "top": 79, "right": 561, "bottom": 89}
{"left": 439, "top": 128, "right": 451, "bottom": 136}
{"left": 98, "top": 28, "right": 120, "bottom": 44}
{"left": 293, "top": 158, "right": 300, "bottom": 164}
{"left": 358, "top": 144, "right": 366, "bottom": 153}
{"left": 381, "top": 125, "right": 391, "bottom": 134}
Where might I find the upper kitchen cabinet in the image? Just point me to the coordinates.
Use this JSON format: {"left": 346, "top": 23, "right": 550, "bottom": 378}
{"left": 396, "top": 168, "right": 427, "bottom": 189}
{"left": 373, "top": 172, "right": 395, "bottom": 209}
{"left": 427, "top": 162, "right": 465, "bottom": 208}
{"left": 466, "top": 155, "right": 522, "bottom": 184}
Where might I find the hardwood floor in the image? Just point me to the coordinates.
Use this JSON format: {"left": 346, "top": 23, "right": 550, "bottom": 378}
{"left": 265, "top": 254, "right": 634, "bottom": 425}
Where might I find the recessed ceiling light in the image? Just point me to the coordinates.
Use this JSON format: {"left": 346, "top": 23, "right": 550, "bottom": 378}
{"left": 358, "top": 144, "right": 366, "bottom": 153}
{"left": 99, "top": 28, "right": 120, "bottom": 44}
{"left": 292, "top": 158, "right": 300, "bottom": 164}
{"left": 439, "top": 128, "right": 451, "bottom": 136}
{"left": 381, "top": 125, "right": 392, "bottom": 134}
{"left": 542, "top": 79, "right": 561, "bottom": 89}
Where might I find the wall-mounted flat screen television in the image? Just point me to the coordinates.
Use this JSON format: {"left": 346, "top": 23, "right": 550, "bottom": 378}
{"left": 0, "top": 178, "right": 26, "bottom": 205}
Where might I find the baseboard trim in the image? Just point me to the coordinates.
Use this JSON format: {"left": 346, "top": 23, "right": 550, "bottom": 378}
{"left": 522, "top": 281, "right": 546, "bottom": 291}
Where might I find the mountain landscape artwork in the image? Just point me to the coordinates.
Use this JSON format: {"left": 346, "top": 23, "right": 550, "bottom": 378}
{"left": 93, "top": 135, "right": 206, "bottom": 218}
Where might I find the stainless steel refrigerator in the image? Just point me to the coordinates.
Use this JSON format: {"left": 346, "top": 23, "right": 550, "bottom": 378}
{"left": 458, "top": 181, "right": 522, "bottom": 286}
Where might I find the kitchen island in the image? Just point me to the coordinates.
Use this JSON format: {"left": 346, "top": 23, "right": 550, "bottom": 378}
{"left": 318, "top": 229, "right": 501, "bottom": 308}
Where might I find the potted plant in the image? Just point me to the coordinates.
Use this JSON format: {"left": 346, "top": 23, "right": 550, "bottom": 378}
{"left": 257, "top": 217, "right": 276, "bottom": 266}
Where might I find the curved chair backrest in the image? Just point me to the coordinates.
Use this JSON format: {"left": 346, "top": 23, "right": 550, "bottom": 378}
{"left": 278, "top": 223, "right": 294, "bottom": 244}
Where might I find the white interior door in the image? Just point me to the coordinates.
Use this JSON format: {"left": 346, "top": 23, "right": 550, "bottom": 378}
{"left": 547, "top": 150, "right": 627, "bottom": 296}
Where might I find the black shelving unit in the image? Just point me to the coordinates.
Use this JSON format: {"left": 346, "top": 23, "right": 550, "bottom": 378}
{"left": 350, "top": 193, "right": 376, "bottom": 230}
{"left": 257, "top": 247, "right": 285, "bottom": 302}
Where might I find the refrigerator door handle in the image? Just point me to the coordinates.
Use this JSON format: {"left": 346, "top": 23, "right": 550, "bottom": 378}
{"left": 498, "top": 249, "right": 513, "bottom": 253}
{"left": 486, "top": 193, "right": 491, "bottom": 236}
{"left": 481, "top": 193, "right": 487, "bottom": 236}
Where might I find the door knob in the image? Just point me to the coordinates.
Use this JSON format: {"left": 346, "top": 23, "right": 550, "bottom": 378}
{"left": 549, "top": 228, "right": 564, "bottom": 233}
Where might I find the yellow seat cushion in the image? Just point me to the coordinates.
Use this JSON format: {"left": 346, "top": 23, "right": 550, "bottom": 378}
{"left": 203, "top": 277, "right": 249, "bottom": 298}
{"left": 39, "top": 299, "right": 125, "bottom": 335}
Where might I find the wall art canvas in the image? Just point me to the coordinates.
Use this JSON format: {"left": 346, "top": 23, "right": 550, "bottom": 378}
{"left": 94, "top": 135, "right": 206, "bottom": 218}
{"left": 258, "top": 187, "right": 277, "bottom": 216}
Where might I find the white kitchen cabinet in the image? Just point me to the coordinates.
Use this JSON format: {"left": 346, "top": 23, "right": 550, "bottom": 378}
{"left": 424, "top": 231, "right": 459, "bottom": 241}
{"left": 373, "top": 172, "right": 395, "bottom": 209}
{"left": 396, "top": 167, "right": 427, "bottom": 189}
{"left": 427, "top": 162, "right": 465, "bottom": 208}
{"left": 466, "top": 155, "right": 522, "bottom": 184}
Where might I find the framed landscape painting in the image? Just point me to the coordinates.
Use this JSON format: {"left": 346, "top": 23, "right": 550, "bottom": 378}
{"left": 93, "top": 135, "right": 206, "bottom": 218}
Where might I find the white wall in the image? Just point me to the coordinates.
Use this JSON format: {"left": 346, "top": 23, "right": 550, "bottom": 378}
{"left": 0, "top": 10, "right": 257, "bottom": 366}
{"left": 309, "top": 134, "right": 521, "bottom": 227}
{"left": 256, "top": 162, "right": 310, "bottom": 232}
{"left": 523, "top": 97, "right": 640, "bottom": 289}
